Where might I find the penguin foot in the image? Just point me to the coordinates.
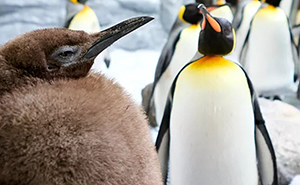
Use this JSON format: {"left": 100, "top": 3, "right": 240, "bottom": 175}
{"left": 259, "top": 95, "right": 282, "bottom": 101}
{"left": 273, "top": 95, "right": 282, "bottom": 101}
{"left": 104, "top": 57, "right": 111, "bottom": 68}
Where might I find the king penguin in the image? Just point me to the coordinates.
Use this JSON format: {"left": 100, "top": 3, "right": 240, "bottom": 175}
{"left": 0, "top": 17, "right": 163, "bottom": 185}
{"left": 64, "top": 0, "right": 111, "bottom": 73}
{"left": 280, "top": 0, "right": 300, "bottom": 25}
{"left": 230, "top": 0, "right": 261, "bottom": 61}
{"left": 240, "top": 0, "right": 299, "bottom": 98}
{"left": 147, "top": 3, "right": 203, "bottom": 127}
{"left": 155, "top": 4, "right": 277, "bottom": 185}
{"left": 147, "top": 1, "right": 234, "bottom": 127}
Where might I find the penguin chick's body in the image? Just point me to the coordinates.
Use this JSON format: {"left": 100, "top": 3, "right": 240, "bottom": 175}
{"left": 156, "top": 5, "right": 277, "bottom": 185}
{"left": 65, "top": 0, "right": 111, "bottom": 71}
{"left": 0, "top": 75, "right": 162, "bottom": 185}
{"left": 240, "top": 3, "right": 298, "bottom": 97}
{"left": 0, "top": 17, "right": 163, "bottom": 185}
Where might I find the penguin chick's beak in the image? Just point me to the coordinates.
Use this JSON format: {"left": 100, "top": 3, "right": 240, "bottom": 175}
{"left": 198, "top": 4, "right": 221, "bottom": 32}
{"left": 83, "top": 16, "right": 154, "bottom": 59}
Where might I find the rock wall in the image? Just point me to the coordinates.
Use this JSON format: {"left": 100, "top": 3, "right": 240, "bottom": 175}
{"left": 0, "top": 0, "right": 203, "bottom": 51}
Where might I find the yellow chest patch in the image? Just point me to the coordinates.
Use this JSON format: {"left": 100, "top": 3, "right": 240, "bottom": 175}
{"left": 177, "top": 56, "right": 248, "bottom": 91}
{"left": 255, "top": 5, "right": 285, "bottom": 19}
{"left": 73, "top": 5, "right": 94, "bottom": 20}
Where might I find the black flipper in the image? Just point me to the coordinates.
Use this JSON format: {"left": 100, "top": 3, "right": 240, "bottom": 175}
{"left": 64, "top": 16, "right": 75, "bottom": 28}
{"left": 155, "top": 75, "right": 177, "bottom": 183}
{"left": 155, "top": 60, "right": 195, "bottom": 183}
{"left": 286, "top": 17, "right": 299, "bottom": 82}
{"left": 239, "top": 66, "right": 278, "bottom": 185}
{"left": 239, "top": 5, "right": 262, "bottom": 64}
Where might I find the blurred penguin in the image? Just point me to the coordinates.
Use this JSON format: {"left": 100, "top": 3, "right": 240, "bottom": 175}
{"left": 147, "top": 3, "right": 203, "bottom": 127}
{"left": 206, "top": 0, "right": 234, "bottom": 22}
{"left": 230, "top": 0, "right": 262, "bottom": 61}
{"left": 280, "top": 0, "right": 300, "bottom": 25}
{"left": 240, "top": 0, "right": 299, "bottom": 99}
{"left": 65, "top": 0, "right": 111, "bottom": 74}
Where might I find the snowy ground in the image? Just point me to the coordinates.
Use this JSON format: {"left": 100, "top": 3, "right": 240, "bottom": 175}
{"left": 102, "top": 49, "right": 300, "bottom": 185}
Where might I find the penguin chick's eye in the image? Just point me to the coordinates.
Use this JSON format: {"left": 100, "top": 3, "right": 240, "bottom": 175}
{"left": 59, "top": 50, "right": 74, "bottom": 58}
{"left": 51, "top": 45, "right": 82, "bottom": 66}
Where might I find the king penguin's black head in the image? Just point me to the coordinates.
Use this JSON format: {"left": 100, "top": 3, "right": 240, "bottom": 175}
{"left": 265, "top": 0, "right": 281, "bottom": 7}
{"left": 179, "top": 3, "right": 203, "bottom": 25}
{"left": 0, "top": 16, "right": 153, "bottom": 81}
{"left": 198, "top": 4, "right": 235, "bottom": 56}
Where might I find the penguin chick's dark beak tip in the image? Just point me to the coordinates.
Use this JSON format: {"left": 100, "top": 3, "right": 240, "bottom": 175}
{"left": 83, "top": 16, "right": 154, "bottom": 59}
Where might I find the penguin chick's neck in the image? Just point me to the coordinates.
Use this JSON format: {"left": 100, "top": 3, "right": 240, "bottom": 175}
{"left": 0, "top": 61, "right": 39, "bottom": 97}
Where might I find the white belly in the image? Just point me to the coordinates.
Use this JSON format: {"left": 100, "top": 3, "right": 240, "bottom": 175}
{"left": 169, "top": 58, "right": 258, "bottom": 185}
{"left": 154, "top": 25, "right": 200, "bottom": 126}
{"left": 243, "top": 7, "right": 295, "bottom": 95}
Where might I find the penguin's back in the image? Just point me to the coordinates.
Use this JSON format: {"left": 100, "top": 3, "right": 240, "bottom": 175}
{"left": 0, "top": 74, "right": 162, "bottom": 185}
{"left": 169, "top": 56, "right": 258, "bottom": 185}
{"left": 243, "top": 6, "right": 294, "bottom": 95}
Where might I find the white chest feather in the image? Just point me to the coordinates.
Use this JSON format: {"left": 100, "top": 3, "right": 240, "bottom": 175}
{"left": 210, "top": 5, "right": 234, "bottom": 23}
{"left": 169, "top": 57, "right": 258, "bottom": 185}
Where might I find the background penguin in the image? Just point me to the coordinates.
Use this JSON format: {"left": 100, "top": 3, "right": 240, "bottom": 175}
{"left": 230, "top": 0, "right": 261, "bottom": 61}
{"left": 0, "top": 17, "right": 163, "bottom": 185}
{"left": 280, "top": 0, "right": 300, "bottom": 25}
{"left": 147, "top": 1, "right": 233, "bottom": 128}
{"left": 147, "top": 3, "right": 203, "bottom": 128}
{"left": 206, "top": 0, "right": 234, "bottom": 22}
{"left": 64, "top": 0, "right": 111, "bottom": 74}
{"left": 240, "top": 0, "right": 299, "bottom": 99}
{"left": 155, "top": 4, "right": 277, "bottom": 184}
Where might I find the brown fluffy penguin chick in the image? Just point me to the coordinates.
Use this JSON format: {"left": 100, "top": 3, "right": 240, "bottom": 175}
{"left": 0, "top": 16, "right": 163, "bottom": 185}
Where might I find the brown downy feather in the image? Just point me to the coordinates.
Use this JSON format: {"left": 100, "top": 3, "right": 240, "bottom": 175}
{"left": 0, "top": 18, "right": 162, "bottom": 185}
{"left": 0, "top": 74, "right": 162, "bottom": 185}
